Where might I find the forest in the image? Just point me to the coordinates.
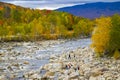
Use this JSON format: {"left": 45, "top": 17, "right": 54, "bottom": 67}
{"left": 0, "top": 2, "right": 94, "bottom": 41}
{"left": 0, "top": 2, "right": 120, "bottom": 58}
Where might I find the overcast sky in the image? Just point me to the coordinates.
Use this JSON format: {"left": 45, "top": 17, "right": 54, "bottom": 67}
{"left": 0, "top": 0, "right": 120, "bottom": 10}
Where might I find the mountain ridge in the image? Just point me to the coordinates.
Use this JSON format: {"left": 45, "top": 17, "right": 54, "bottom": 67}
{"left": 56, "top": 2, "right": 120, "bottom": 19}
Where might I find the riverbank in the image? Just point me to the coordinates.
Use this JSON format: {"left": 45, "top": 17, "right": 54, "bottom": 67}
{"left": 24, "top": 47, "right": 120, "bottom": 80}
{"left": 0, "top": 38, "right": 91, "bottom": 79}
{"left": 1, "top": 38, "right": 119, "bottom": 80}
{"left": 0, "top": 39, "right": 66, "bottom": 80}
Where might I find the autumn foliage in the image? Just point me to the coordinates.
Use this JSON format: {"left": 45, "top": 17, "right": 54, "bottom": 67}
{"left": 0, "top": 2, "right": 94, "bottom": 41}
{"left": 91, "top": 17, "right": 111, "bottom": 56}
{"left": 91, "top": 14, "right": 120, "bottom": 59}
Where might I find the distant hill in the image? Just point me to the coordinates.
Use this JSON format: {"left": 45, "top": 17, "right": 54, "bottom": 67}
{"left": 57, "top": 2, "right": 120, "bottom": 19}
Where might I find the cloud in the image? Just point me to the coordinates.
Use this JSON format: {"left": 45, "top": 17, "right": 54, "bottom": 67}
{"left": 36, "top": 3, "right": 85, "bottom": 10}
{"left": 1, "top": 0, "right": 120, "bottom": 10}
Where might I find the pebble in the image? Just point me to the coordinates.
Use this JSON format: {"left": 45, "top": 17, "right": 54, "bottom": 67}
{"left": 44, "top": 71, "right": 55, "bottom": 78}
{"left": 23, "top": 61, "right": 29, "bottom": 65}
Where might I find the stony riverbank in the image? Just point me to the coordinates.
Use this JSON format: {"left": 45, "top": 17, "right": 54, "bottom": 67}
{"left": 0, "top": 40, "right": 66, "bottom": 80}
{"left": 0, "top": 39, "right": 119, "bottom": 80}
{"left": 23, "top": 47, "right": 120, "bottom": 80}
{"left": 0, "top": 40, "right": 65, "bottom": 60}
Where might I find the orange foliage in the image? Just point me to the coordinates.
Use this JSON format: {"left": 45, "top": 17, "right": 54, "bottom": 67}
{"left": 45, "top": 10, "right": 52, "bottom": 14}
{"left": 69, "top": 15, "right": 74, "bottom": 25}
{"left": 0, "top": 20, "right": 3, "bottom": 25}
{"left": 0, "top": 6, "right": 3, "bottom": 10}
{"left": 10, "top": 5, "right": 16, "bottom": 9}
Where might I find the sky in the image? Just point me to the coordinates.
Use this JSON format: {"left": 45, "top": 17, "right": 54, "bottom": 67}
{"left": 0, "top": 0, "right": 120, "bottom": 10}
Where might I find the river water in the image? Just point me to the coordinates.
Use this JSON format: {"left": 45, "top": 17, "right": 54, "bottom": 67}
{"left": 36, "top": 38, "right": 91, "bottom": 59}
{"left": 0, "top": 38, "right": 91, "bottom": 79}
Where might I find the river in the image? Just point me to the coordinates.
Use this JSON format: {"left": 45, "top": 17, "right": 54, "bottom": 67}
{"left": 0, "top": 38, "right": 91, "bottom": 79}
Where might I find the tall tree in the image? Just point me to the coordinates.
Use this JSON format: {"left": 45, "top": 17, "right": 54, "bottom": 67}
{"left": 91, "top": 17, "right": 112, "bottom": 56}
{"left": 109, "top": 14, "right": 120, "bottom": 58}
{"left": 3, "top": 6, "right": 11, "bottom": 18}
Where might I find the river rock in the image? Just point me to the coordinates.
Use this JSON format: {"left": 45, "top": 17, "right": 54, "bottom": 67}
{"left": 89, "top": 76, "right": 97, "bottom": 80}
{"left": 0, "top": 75, "right": 6, "bottom": 80}
{"left": 0, "top": 53, "right": 5, "bottom": 57}
{"left": 29, "top": 74, "right": 41, "bottom": 79}
{"left": 50, "top": 55, "right": 57, "bottom": 59}
{"left": 69, "top": 72, "right": 80, "bottom": 80}
{"left": 44, "top": 71, "right": 55, "bottom": 79}
{"left": 78, "top": 70, "right": 84, "bottom": 76}
{"left": 36, "top": 55, "right": 44, "bottom": 60}
{"left": 0, "top": 67, "right": 5, "bottom": 72}
{"left": 23, "top": 61, "right": 29, "bottom": 65}
{"left": 90, "top": 68, "right": 107, "bottom": 77}
{"left": 103, "top": 72, "right": 112, "bottom": 78}
{"left": 7, "top": 66, "right": 13, "bottom": 71}
{"left": 116, "top": 76, "right": 120, "bottom": 80}
{"left": 62, "top": 75, "right": 70, "bottom": 80}
{"left": 23, "top": 70, "right": 37, "bottom": 78}
{"left": 49, "top": 55, "right": 59, "bottom": 62}
{"left": 12, "top": 63, "right": 19, "bottom": 67}
{"left": 10, "top": 74, "right": 17, "bottom": 79}
{"left": 43, "top": 64, "right": 52, "bottom": 70}
{"left": 106, "top": 77, "right": 113, "bottom": 80}
{"left": 43, "top": 63, "right": 63, "bottom": 72}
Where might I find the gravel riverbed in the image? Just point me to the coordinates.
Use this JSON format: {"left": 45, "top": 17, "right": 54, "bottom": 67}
{"left": 0, "top": 39, "right": 119, "bottom": 80}
{"left": 24, "top": 47, "right": 120, "bottom": 80}
{"left": 0, "top": 40, "right": 65, "bottom": 80}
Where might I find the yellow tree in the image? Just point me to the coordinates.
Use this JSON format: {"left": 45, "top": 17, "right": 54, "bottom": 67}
{"left": 74, "top": 19, "right": 94, "bottom": 37}
{"left": 30, "top": 18, "right": 44, "bottom": 40}
{"left": 91, "top": 17, "right": 112, "bottom": 57}
{"left": 5, "top": 25, "right": 15, "bottom": 40}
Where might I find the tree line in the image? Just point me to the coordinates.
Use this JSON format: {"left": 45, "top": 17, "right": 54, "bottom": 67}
{"left": 0, "top": 2, "right": 94, "bottom": 41}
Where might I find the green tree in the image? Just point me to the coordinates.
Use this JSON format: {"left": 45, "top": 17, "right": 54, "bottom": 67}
{"left": 109, "top": 14, "right": 120, "bottom": 59}
{"left": 11, "top": 9, "right": 21, "bottom": 22}
{"left": 3, "top": 6, "right": 11, "bottom": 18}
